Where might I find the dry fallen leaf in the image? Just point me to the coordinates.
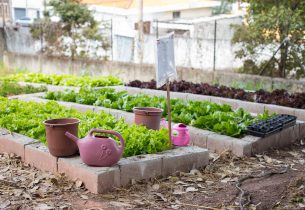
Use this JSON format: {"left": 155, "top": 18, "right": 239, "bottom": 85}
{"left": 152, "top": 184, "right": 160, "bottom": 191}
{"left": 75, "top": 180, "right": 83, "bottom": 188}
{"left": 0, "top": 200, "right": 10, "bottom": 209}
{"left": 189, "top": 169, "right": 202, "bottom": 176}
{"left": 175, "top": 181, "right": 188, "bottom": 185}
{"left": 263, "top": 155, "right": 273, "bottom": 163}
{"left": 185, "top": 187, "right": 198, "bottom": 192}
{"left": 154, "top": 193, "right": 167, "bottom": 202}
{"left": 173, "top": 189, "right": 184, "bottom": 195}
{"left": 33, "top": 203, "right": 54, "bottom": 210}
{"left": 80, "top": 194, "right": 88, "bottom": 200}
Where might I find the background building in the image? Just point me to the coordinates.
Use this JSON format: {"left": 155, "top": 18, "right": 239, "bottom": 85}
{"left": 11, "top": 0, "right": 45, "bottom": 21}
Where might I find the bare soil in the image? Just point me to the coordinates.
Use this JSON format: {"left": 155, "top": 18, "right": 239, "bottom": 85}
{"left": 1, "top": 141, "right": 305, "bottom": 210}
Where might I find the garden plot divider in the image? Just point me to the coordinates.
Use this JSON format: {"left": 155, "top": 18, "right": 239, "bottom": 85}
{"left": 12, "top": 93, "right": 305, "bottom": 157}
{"left": 114, "top": 86, "right": 305, "bottom": 121}
{"left": 0, "top": 128, "right": 209, "bottom": 194}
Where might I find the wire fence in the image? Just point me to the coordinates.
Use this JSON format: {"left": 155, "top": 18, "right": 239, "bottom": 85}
{"left": 3, "top": 16, "right": 246, "bottom": 71}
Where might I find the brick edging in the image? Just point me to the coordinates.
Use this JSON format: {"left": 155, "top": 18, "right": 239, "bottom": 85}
{"left": 0, "top": 131, "right": 209, "bottom": 194}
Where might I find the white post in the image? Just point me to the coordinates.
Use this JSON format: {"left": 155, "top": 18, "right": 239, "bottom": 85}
{"left": 138, "top": 0, "right": 143, "bottom": 68}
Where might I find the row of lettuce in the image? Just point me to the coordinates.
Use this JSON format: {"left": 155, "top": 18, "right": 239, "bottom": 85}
{"left": 0, "top": 81, "right": 47, "bottom": 97}
{"left": 0, "top": 97, "right": 170, "bottom": 157}
{"left": 45, "top": 88, "right": 272, "bottom": 137}
{"left": 2, "top": 73, "right": 123, "bottom": 87}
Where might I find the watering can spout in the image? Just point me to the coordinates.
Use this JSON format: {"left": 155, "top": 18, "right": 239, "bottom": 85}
{"left": 65, "top": 132, "right": 80, "bottom": 143}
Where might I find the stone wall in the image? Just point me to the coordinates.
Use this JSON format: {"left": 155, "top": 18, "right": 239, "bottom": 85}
{"left": 3, "top": 52, "right": 305, "bottom": 92}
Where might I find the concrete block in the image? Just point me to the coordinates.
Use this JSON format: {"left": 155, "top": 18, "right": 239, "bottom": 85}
{"left": 299, "top": 121, "right": 305, "bottom": 139}
{"left": 252, "top": 133, "right": 278, "bottom": 154}
{"left": 125, "top": 87, "right": 143, "bottom": 95}
{"left": 25, "top": 142, "right": 58, "bottom": 173}
{"left": 140, "top": 89, "right": 164, "bottom": 97}
{"left": 264, "top": 104, "right": 295, "bottom": 116}
{"left": 241, "top": 135, "right": 261, "bottom": 143}
{"left": 232, "top": 140, "right": 252, "bottom": 157}
{"left": 58, "top": 156, "right": 120, "bottom": 194}
{"left": 161, "top": 146, "right": 209, "bottom": 176}
{"left": 97, "top": 85, "right": 126, "bottom": 92}
{"left": 235, "top": 101, "right": 265, "bottom": 114}
{"left": 67, "top": 102, "right": 95, "bottom": 113}
{"left": 0, "top": 130, "right": 37, "bottom": 160}
{"left": 116, "top": 110, "right": 134, "bottom": 125}
{"left": 170, "top": 91, "right": 188, "bottom": 100}
{"left": 206, "top": 134, "right": 235, "bottom": 153}
{"left": 295, "top": 109, "right": 305, "bottom": 122}
{"left": 46, "top": 85, "right": 79, "bottom": 92}
{"left": 17, "top": 96, "right": 47, "bottom": 103}
{"left": 186, "top": 93, "right": 211, "bottom": 102}
{"left": 210, "top": 97, "right": 238, "bottom": 110}
{"left": 118, "top": 154, "right": 162, "bottom": 186}
{"left": 188, "top": 126, "right": 212, "bottom": 148}
{"left": 278, "top": 124, "right": 299, "bottom": 146}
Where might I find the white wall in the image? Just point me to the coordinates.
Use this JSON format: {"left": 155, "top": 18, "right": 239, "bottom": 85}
{"left": 93, "top": 6, "right": 214, "bottom": 38}
{"left": 11, "top": 0, "right": 45, "bottom": 20}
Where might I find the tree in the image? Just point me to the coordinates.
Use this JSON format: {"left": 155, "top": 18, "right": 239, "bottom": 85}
{"left": 232, "top": 0, "right": 305, "bottom": 78}
{"left": 31, "top": 0, "right": 110, "bottom": 61}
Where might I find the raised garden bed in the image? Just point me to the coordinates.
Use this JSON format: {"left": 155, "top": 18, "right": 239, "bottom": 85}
{"left": 14, "top": 93, "right": 305, "bottom": 157}
{"left": 0, "top": 128, "right": 208, "bottom": 194}
{"left": 127, "top": 80, "right": 305, "bottom": 110}
{"left": 0, "top": 97, "right": 170, "bottom": 157}
{"left": 43, "top": 88, "right": 272, "bottom": 138}
{"left": 109, "top": 86, "right": 305, "bottom": 122}
{"left": 1, "top": 72, "right": 123, "bottom": 87}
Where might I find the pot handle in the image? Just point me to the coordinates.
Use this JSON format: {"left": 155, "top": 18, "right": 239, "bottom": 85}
{"left": 89, "top": 129, "right": 125, "bottom": 150}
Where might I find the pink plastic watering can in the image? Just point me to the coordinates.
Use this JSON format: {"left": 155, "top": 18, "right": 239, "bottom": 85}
{"left": 65, "top": 129, "right": 125, "bottom": 167}
{"left": 161, "top": 119, "right": 190, "bottom": 146}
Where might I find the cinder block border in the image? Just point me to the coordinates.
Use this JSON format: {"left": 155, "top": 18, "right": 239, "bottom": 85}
{"left": 25, "top": 142, "right": 58, "bottom": 173}
{"left": 0, "top": 131, "right": 209, "bottom": 194}
{"left": 14, "top": 95, "right": 304, "bottom": 157}
{"left": 0, "top": 129, "right": 37, "bottom": 160}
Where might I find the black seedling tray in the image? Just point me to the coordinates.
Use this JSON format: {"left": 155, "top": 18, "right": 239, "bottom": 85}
{"left": 247, "top": 114, "right": 297, "bottom": 137}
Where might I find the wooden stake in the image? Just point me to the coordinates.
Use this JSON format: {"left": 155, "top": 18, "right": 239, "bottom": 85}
{"left": 166, "top": 80, "right": 172, "bottom": 144}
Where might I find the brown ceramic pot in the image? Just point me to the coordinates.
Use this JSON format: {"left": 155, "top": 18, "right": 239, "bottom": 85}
{"left": 133, "top": 107, "right": 163, "bottom": 130}
{"left": 43, "top": 118, "right": 80, "bottom": 157}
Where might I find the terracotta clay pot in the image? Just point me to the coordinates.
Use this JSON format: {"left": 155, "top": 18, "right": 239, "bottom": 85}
{"left": 43, "top": 118, "right": 80, "bottom": 157}
{"left": 133, "top": 107, "right": 163, "bottom": 130}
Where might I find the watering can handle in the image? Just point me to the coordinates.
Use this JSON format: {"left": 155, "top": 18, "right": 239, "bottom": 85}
{"left": 89, "top": 129, "right": 125, "bottom": 149}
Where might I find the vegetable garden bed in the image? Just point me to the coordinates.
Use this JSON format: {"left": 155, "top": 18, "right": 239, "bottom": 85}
{"left": 0, "top": 97, "right": 170, "bottom": 157}
{"left": 0, "top": 98, "right": 209, "bottom": 194}
{"left": 43, "top": 88, "right": 272, "bottom": 138}
{"left": 14, "top": 92, "right": 305, "bottom": 157}
{"left": 127, "top": 80, "right": 305, "bottom": 110}
{"left": 112, "top": 86, "right": 305, "bottom": 122}
{"left": 1, "top": 73, "right": 123, "bottom": 87}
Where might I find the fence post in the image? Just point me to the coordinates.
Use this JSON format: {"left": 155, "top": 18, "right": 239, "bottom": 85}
{"left": 213, "top": 20, "right": 217, "bottom": 81}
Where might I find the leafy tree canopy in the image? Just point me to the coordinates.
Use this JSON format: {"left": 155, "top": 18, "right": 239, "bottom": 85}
{"left": 232, "top": 0, "right": 305, "bottom": 78}
{"left": 31, "top": 0, "right": 110, "bottom": 59}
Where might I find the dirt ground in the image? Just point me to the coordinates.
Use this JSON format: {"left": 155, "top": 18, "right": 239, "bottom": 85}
{"left": 1, "top": 141, "right": 305, "bottom": 210}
